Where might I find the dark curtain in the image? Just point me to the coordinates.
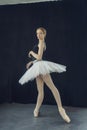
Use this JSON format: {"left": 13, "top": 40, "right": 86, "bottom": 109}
{"left": 0, "top": 0, "right": 87, "bottom": 107}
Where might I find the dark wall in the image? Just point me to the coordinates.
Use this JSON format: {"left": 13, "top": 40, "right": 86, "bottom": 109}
{"left": 0, "top": 0, "right": 87, "bottom": 107}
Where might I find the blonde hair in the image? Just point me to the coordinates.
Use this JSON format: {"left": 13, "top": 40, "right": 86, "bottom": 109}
{"left": 36, "top": 27, "right": 47, "bottom": 51}
{"left": 36, "top": 27, "right": 47, "bottom": 38}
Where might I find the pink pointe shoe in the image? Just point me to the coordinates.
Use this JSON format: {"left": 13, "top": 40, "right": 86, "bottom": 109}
{"left": 59, "top": 107, "right": 71, "bottom": 123}
{"left": 33, "top": 109, "right": 39, "bottom": 117}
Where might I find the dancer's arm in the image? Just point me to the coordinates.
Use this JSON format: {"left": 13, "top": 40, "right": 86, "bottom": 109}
{"left": 26, "top": 61, "right": 33, "bottom": 69}
{"left": 29, "top": 43, "right": 44, "bottom": 60}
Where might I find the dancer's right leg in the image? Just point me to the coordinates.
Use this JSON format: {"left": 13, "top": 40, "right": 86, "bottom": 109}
{"left": 42, "top": 74, "right": 71, "bottom": 123}
{"left": 34, "top": 76, "right": 44, "bottom": 117}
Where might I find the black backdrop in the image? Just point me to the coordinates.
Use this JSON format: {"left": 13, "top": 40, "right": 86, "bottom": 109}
{"left": 0, "top": 0, "right": 87, "bottom": 107}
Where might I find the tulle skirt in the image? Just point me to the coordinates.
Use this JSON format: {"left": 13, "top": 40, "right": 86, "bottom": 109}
{"left": 19, "top": 60, "right": 66, "bottom": 85}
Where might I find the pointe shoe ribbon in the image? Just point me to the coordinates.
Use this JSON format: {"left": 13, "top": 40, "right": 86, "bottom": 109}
{"left": 59, "top": 107, "right": 71, "bottom": 123}
{"left": 33, "top": 110, "right": 39, "bottom": 117}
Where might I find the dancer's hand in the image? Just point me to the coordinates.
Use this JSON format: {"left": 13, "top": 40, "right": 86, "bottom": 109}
{"left": 26, "top": 61, "right": 32, "bottom": 69}
{"left": 28, "top": 51, "right": 33, "bottom": 58}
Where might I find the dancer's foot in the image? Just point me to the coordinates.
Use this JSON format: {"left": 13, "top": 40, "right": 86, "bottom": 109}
{"left": 33, "top": 109, "right": 39, "bottom": 117}
{"left": 59, "top": 107, "right": 71, "bottom": 123}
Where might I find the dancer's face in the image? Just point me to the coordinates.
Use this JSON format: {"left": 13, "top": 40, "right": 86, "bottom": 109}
{"left": 36, "top": 29, "right": 45, "bottom": 40}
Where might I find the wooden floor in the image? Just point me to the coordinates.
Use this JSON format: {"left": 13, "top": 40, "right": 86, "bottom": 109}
{"left": 0, "top": 103, "right": 87, "bottom": 130}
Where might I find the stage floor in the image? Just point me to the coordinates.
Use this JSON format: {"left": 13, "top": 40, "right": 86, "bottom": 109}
{"left": 0, "top": 103, "right": 87, "bottom": 130}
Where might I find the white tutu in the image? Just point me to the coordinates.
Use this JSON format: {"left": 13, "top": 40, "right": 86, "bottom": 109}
{"left": 19, "top": 60, "right": 66, "bottom": 85}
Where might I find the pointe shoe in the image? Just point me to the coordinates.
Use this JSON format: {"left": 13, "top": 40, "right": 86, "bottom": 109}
{"left": 59, "top": 107, "right": 71, "bottom": 123}
{"left": 33, "top": 110, "right": 39, "bottom": 117}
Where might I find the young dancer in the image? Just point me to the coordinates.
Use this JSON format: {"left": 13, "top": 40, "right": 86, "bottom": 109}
{"left": 19, "top": 27, "right": 71, "bottom": 123}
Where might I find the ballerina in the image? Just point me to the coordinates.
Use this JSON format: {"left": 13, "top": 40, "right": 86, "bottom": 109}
{"left": 19, "top": 27, "right": 71, "bottom": 123}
